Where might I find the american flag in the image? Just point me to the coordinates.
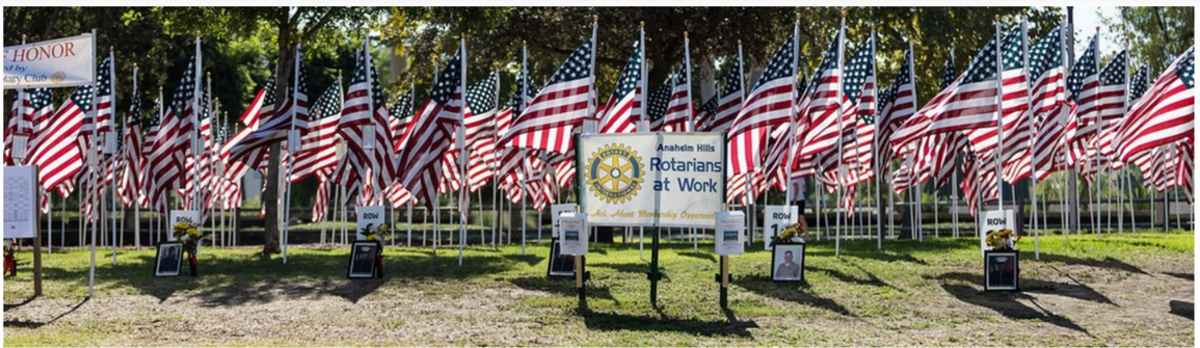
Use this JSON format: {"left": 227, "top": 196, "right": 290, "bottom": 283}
{"left": 29, "top": 85, "right": 89, "bottom": 198}
{"left": 707, "top": 55, "right": 746, "bottom": 133}
{"left": 874, "top": 49, "right": 916, "bottom": 175}
{"left": 658, "top": 62, "right": 693, "bottom": 132}
{"left": 694, "top": 95, "right": 718, "bottom": 132}
{"left": 219, "top": 74, "right": 275, "bottom": 210}
{"left": 229, "top": 58, "right": 310, "bottom": 162}
{"left": 960, "top": 150, "right": 998, "bottom": 216}
{"left": 81, "top": 55, "right": 115, "bottom": 144}
{"left": 727, "top": 33, "right": 796, "bottom": 176}
{"left": 598, "top": 41, "right": 642, "bottom": 134}
{"left": 793, "top": 34, "right": 841, "bottom": 162}
{"left": 842, "top": 35, "right": 878, "bottom": 183}
{"left": 1063, "top": 34, "right": 1101, "bottom": 166}
{"left": 334, "top": 44, "right": 398, "bottom": 206}
{"left": 4, "top": 88, "right": 52, "bottom": 166}
{"left": 465, "top": 70, "right": 501, "bottom": 192}
{"left": 1028, "top": 26, "right": 1071, "bottom": 180}
{"left": 290, "top": 80, "right": 343, "bottom": 183}
{"left": 1176, "top": 141, "right": 1193, "bottom": 203}
{"left": 959, "top": 26, "right": 1026, "bottom": 158}
{"left": 1115, "top": 45, "right": 1193, "bottom": 163}
{"left": 1129, "top": 63, "right": 1151, "bottom": 101}
{"left": 495, "top": 63, "right": 541, "bottom": 198}
{"left": 147, "top": 51, "right": 200, "bottom": 213}
{"left": 384, "top": 89, "right": 415, "bottom": 208}
{"left": 503, "top": 39, "right": 593, "bottom": 154}
{"left": 894, "top": 25, "right": 1015, "bottom": 156}
{"left": 117, "top": 81, "right": 146, "bottom": 207}
{"left": 395, "top": 49, "right": 465, "bottom": 209}
{"left": 645, "top": 80, "right": 671, "bottom": 131}
{"left": 1094, "top": 50, "right": 1129, "bottom": 167}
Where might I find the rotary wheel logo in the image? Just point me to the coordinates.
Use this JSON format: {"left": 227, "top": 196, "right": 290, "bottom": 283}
{"left": 586, "top": 143, "right": 645, "bottom": 204}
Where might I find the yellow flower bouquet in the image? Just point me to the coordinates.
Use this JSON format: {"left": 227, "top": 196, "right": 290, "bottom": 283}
{"left": 770, "top": 222, "right": 809, "bottom": 247}
{"left": 986, "top": 229, "right": 1019, "bottom": 251}
{"left": 359, "top": 223, "right": 390, "bottom": 241}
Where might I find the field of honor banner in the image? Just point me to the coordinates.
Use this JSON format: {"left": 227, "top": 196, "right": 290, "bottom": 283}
{"left": 4, "top": 34, "right": 96, "bottom": 89}
{"left": 577, "top": 133, "right": 725, "bottom": 228}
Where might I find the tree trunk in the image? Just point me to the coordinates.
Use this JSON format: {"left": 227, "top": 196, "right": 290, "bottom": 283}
{"left": 262, "top": 17, "right": 295, "bottom": 255}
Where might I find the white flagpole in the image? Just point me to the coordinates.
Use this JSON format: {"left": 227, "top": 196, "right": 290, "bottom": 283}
{"left": 834, "top": 14, "right": 845, "bottom": 256}
{"left": 1019, "top": 17, "right": 1039, "bottom": 259}
{"left": 992, "top": 17, "right": 1006, "bottom": 217}
{"left": 282, "top": 43, "right": 301, "bottom": 263}
{"left": 459, "top": 37, "right": 469, "bottom": 266}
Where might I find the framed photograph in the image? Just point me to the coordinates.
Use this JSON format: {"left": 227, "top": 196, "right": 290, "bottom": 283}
{"left": 154, "top": 242, "right": 183, "bottom": 277}
{"left": 547, "top": 242, "right": 576, "bottom": 278}
{"left": 771, "top": 243, "right": 806, "bottom": 282}
{"left": 984, "top": 250, "right": 1019, "bottom": 291}
{"left": 347, "top": 240, "right": 381, "bottom": 279}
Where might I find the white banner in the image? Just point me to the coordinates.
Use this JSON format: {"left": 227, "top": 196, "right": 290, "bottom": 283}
{"left": 4, "top": 34, "right": 96, "bottom": 89}
{"left": 763, "top": 205, "right": 798, "bottom": 250}
{"left": 578, "top": 133, "right": 725, "bottom": 228}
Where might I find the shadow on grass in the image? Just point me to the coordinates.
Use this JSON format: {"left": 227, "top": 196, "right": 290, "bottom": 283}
{"left": 733, "top": 274, "right": 853, "bottom": 317}
{"left": 1171, "top": 300, "right": 1190, "bottom": 319}
{"left": 3, "top": 296, "right": 37, "bottom": 312}
{"left": 508, "top": 276, "right": 618, "bottom": 304}
{"left": 2, "top": 297, "right": 88, "bottom": 329}
{"left": 35, "top": 248, "right": 537, "bottom": 306}
{"left": 574, "top": 307, "right": 755, "bottom": 338}
{"left": 589, "top": 262, "right": 651, "bottom": 275}
{"left": 932, "top": 272, "right": 1092, "bottom": 335}
{"left": 677, "top": 251, "right": 717, "bottom": 263}
{"left": 806, "top": 263, "right": 896, "bottom": 290}
{"left": 1038, "top": 253, "right": 1149, "bottom": 275}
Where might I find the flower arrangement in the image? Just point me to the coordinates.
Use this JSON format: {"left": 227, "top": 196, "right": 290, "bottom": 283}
{"left": 770, "top": 222, "right": 810, "bottom": 247}
{"left": 172, "top": 221, "right": 206, "bottom": 273}
{"left": 359, "top": 223, "right": 390, "bottom": 241}
{"left": 986, "top": 229, "right": 1020, "bottom": 251}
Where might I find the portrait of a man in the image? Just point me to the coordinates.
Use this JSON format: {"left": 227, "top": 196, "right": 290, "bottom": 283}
{"left": 772, "top": 245, "right": 805, "bottom": 282}
{"left": 155, "top": 243, "right": 182, "bottom": 277}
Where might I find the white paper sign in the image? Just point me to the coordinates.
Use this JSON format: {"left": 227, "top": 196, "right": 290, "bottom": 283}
{"left": 550, "top": 204, "right": 577, "bottom": 238}
{"left": 356, "top": 206, "right": 385, "bottom": 240}
{"left": 169, "top": 210, "right": 201, "bottom": 242}
{"left": 558, "top": 213, "right": 588, "bottom": 256}
{"left": 578, "top": 133, "right": 725, "bottom": 228}
{"left": 3, "top": 166, "right": 39, "bottom": 239}
{"left": 715, "top": 211, "right": 745, "bottom": 256}
{"left": 980, "top": 209, "right": 1016, "bottom": 253}
{"left": 763, "top": 205, "right": 798, "bottom": 250}
{"left": 4, "top": 34, "right": 96, "bottom": 89}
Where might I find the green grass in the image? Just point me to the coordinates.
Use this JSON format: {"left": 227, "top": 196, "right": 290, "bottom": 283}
{"left": 3, "top": 230, "right": 1194, "bottom": 346}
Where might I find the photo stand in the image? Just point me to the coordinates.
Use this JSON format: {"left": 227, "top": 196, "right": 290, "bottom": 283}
{"left": 547, "top": 239, "right": 576, "bottom": 278}
{"left": 770, "top": 243, "right": 806, "bottom": 283}
{"left": 984, "top": 250, "right": 1019, "bottom": 291}
{"left": 348, "top": 240, "right": 384, "bottom": 279}
{"left": 154, "top": 241, "right": 184, "bottom": 277}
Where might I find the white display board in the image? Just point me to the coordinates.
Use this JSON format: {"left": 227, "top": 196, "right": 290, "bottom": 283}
{"left": 715, "top": 211, "right": 745, "bottom": 256}
{"left": 3, "top": 166, "right": 39, "bottom": 239}
{"left": 578, "top": 133, "right": 725, "bottom": 228}
{"left": 356, "top": 206, "right": 385, "bottom": 240}
{"left": 4, "top": 34, "right": 96, "bottom": 89}
{"left": 550, "top": 204, "right": 577, "bottom": 238}
{"left": 169, "top": 210, "right": 201, "bottom": 242}
{"left": 980, "top": 209, "right": 1016, "bottom": 253}
{"left": 558, "top": 213, "right": 588, "bottom": 256}
{"left": 763, "top": 205, "right": 798, "bottom": 250}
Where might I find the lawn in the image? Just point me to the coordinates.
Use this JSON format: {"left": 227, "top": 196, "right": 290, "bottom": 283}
{"left": 3, "top": 230, "right": 1194, "bottom": 346}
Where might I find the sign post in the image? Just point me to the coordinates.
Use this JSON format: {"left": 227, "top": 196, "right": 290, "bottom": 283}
{"left": 558, "top": 213, "right": 588, "bottom": 307}
{"left": 715, "top": 210, "right": 744, "bottom": 308}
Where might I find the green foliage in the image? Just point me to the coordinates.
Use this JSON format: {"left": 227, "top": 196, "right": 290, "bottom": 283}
{"left": 1100, "top": 7, "right": 1194, "bottom": 72}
